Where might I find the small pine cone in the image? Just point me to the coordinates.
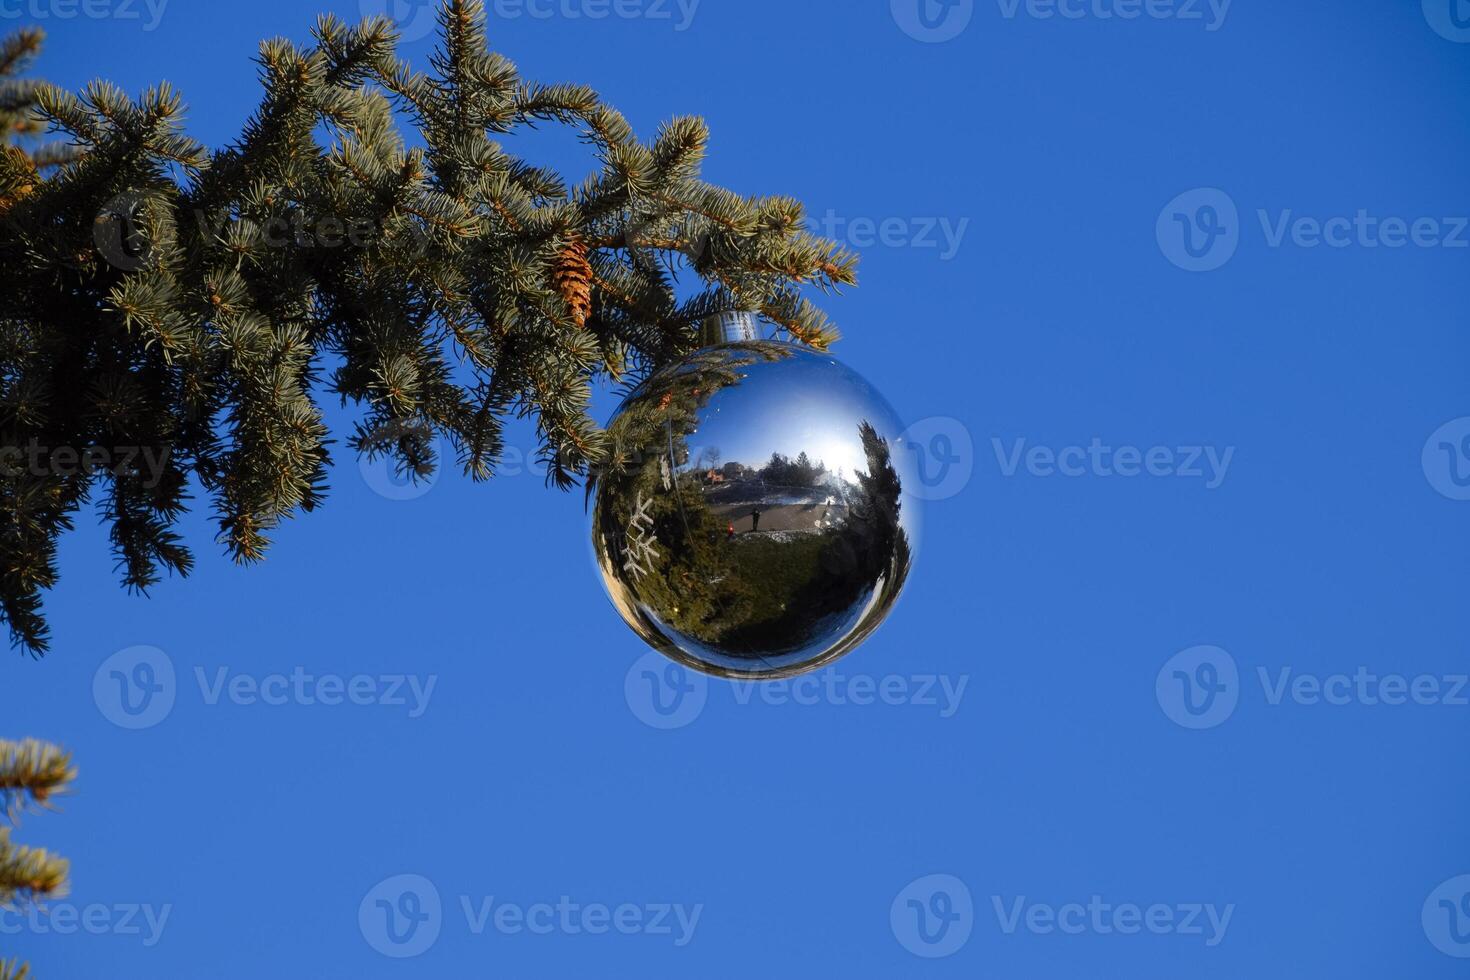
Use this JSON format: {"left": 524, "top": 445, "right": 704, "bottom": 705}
{"left": 553, "top": 234, "right": 594, "bottom": 329}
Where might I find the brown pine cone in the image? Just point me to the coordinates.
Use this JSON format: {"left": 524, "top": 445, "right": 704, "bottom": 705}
{"left": 553, "top": 234, "right": 593, "bottom": 329}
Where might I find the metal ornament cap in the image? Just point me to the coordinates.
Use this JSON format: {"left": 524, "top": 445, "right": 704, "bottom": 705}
{"left": 697, "top": 310, "right": 761, "bottom": 347}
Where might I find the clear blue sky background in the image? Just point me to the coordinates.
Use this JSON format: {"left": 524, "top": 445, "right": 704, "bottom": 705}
{"left": 4, "top": 0, "right": 1469, "bottom": 976}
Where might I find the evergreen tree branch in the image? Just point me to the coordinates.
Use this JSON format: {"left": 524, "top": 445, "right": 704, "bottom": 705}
{"left": 0, "top": 4, "right": 859, "bottom": 653}
{"left": 0, "top": 828, "right": 68, "bottom": 904}
{"left": 0, "top": 736, "right": 73, "bottom": 980}
{"left": 0, "top": 740, "right": 74, "bottom": 819}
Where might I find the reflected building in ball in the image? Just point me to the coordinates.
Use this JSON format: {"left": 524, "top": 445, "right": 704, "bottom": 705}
{"left": 590, "top": 313, "right": 921, "bottom": 679}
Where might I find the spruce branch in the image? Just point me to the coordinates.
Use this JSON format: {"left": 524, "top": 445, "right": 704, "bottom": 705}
{"left": 0, "top": 740, "right": 74, "bottom": 819}
{"left": 0, "top": 28, "right": 44, "bottom": 146}
{"left": 0, "top": 737, "right": 74, "bottom": 980}
{"left": 0, "top": 3, "right": 860, "bottom": 653}
{"left": 0, "top": 828, "right": 68, "bottom": 904}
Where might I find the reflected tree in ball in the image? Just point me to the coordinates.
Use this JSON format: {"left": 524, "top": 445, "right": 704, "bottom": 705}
{"left": 590, "top": 327, "right": 918, "bottom": 679}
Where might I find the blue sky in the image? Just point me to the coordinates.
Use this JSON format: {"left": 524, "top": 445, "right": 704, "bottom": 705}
{"left": 3, "top": 0, "right": 1469, "bottom": 976}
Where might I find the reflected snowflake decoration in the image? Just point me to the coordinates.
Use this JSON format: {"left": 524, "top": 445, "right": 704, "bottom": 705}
{"left": 622, "top": 492, "right": 661, "bottom": 581}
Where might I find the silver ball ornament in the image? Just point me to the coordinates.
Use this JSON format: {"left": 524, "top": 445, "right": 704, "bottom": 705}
{"left": 590, "top": 313, "right": 920, "bottom": 680}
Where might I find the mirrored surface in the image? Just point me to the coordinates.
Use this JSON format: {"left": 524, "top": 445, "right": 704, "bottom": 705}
{"left": 590, "top": 342, "right": 920, "bottom": 679}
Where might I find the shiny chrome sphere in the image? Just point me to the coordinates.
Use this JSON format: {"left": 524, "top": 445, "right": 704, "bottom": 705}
{"left": 590, "top": 339, "right": 920, "bottom": 680}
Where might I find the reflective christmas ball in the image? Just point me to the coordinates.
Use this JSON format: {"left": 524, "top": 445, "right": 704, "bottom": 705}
{"left": 589, "top": 317, "right": 920, "bottom": 680}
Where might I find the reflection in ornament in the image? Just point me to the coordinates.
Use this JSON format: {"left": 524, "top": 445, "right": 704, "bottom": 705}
{"left": 590, "top": 319, "right": 921, "bottom": 680}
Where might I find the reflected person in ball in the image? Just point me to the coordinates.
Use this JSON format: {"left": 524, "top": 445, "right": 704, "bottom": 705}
{"left": 590, "top": 313, "right": 921, "bottom": 679}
